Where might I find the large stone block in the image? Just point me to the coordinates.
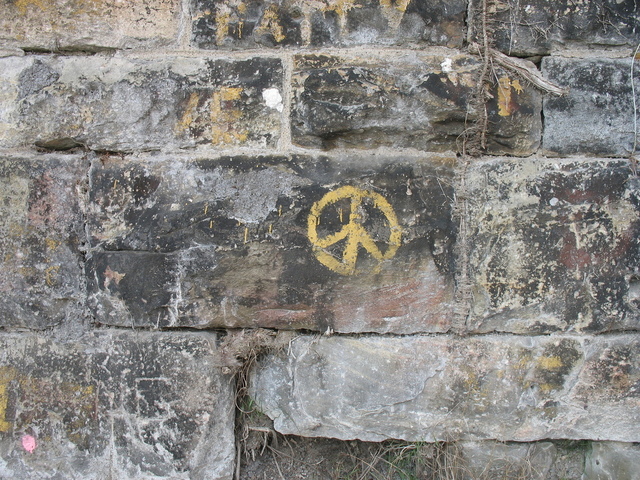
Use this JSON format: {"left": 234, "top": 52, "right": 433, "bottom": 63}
{"left": 250, "top": 334, "right": 640, "bottom": 442}
{"left": 0, "top": 332, "right": 235, "bottom": 480}
{"left": 584, "top": 442, "right": 640, "bottom": 480}
{"left": 542, "top": 57, "right": 639, "bottom": 157}
{"left": 191, "top": 0, "right": 467, "bottom": 49}
{"left": 0, "top": 154, "right": 86, "bottom": 329}
{"left": 85, "top": 153, "right": 456, "bottom": 332}
{"left": 489, "top": 0, "right": 640, "bottom": 56}
{"left": 465, "top": 157, "right": 640, "bottom": 334}
{"left": 0, "top": 0, "right": 181, "bottom": 51}
{"left": 0, "top": 55, "right": 282, "bottom": 152}
{"left": 291, "top": 53, "right": 541, "bottom": 155}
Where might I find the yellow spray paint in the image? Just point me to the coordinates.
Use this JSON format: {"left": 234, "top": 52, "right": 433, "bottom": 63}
{"left": 176, "top": 92, "right": 200, "bottom": 134}
{"left": 210, "top": 88, "right": 248, "bottom": 145}
{"left": 307, "top": 186, "right": 401, "bottom": 275}
{"left": 0, "top": 367, "right": 16, "bottom": 433}
{"left": 254, "top": 4, "right": 286, "bottom": 43}
{"left": 497, "top": 76, "right": 524, "bottom": 117}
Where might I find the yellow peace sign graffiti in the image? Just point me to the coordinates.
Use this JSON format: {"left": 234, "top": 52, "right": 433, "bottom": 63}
{"left": 307, "top": 186, "right": 402, "bottom": 275}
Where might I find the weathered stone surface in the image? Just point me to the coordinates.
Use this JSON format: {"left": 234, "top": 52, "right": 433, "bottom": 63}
{"left": 490, "top": 0, "right": 640, "bottom": 56}
{"left": 0, "top": 0, "right": 181, "bottom": 51}
{"left": 0, "top": 154, "right": 86, "bottom": 329}
{"left": 542, "top": 57, "right": 639, "bottom": 157}
{"left": 459, "top": 441, "right": 557, "bottom": 480}
{"left": 584, "top": 442, "right": 640, "bottom": 480}
{"left": 250, "top": 334, "right": 640, "bottom": 442}
{"left": 465, "top": 157, "right": 640, "bottom": 334}
{"left": 0, "top": 331, "right": 234, "bottom": 480}
{"left": 191, "top": 0, "right": 466, "bottom": 49}
{"left": 0, "top": 55, "right": 282, "bottom": 152}
{"left": 291, "top": 53, "right": 541, "bottom": 155}
{"left": 85, "top": 153, "right": 456, "bottom": 332}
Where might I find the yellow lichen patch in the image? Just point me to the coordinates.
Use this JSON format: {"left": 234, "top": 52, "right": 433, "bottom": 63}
{"left": 0, "top": 367, "right": 17, "bottom": 433}
{"left": 254, "top": 4, "right": 286, "bottom": 43}
{"left": 538, "top": 356, "right": 563, "bottom": 370}
{"left": 14, "top": 0, "right": 50, "bottom": 15}
{"left": 497, "top": 76, "right": 524, "bottom": 117}
{"left": 45, "top": 237, "right": 60, "bottom": 251}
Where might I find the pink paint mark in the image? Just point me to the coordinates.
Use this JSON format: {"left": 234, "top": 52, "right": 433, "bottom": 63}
{"left": 21, "top": 435, "right": 36, "bottom": 453}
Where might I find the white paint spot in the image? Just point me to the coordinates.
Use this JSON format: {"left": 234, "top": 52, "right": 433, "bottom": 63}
{"left": 441, "top": 58, "right": 453, "bottom": 73}
{"left": 262, "top": 88, "right": 283, "bottom": 112}
{"left": 549, "top": 197, "right": 559, "bottom": 206}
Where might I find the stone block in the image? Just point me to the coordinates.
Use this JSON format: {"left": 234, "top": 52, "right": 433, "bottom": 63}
{"left": 85, "top": 153, "right": 456, "bottom": 332}
{"left": 291, "top": 53, "right": 541, "bottom": 155}
{"left": 0, "top": 154, "right": 86, "bottom": 329}
{"left": 191, "top": 0, "right": 467, "bottom": 49}
{"left": 0, "top": 0, "right": 181, "bottom": 52}
{"left": 490, "top": 0, "right": 640, "bottom": 56}
{"left": 459, "top": 441, "right": 557, "bottom": 480}
{"left": 0, "top": 332, "right": 235, "bottom": 480}
{"left": 584, "top": 442, "right": 640, "bottom": 480}
{"left": 542, "top": 57, "right": 639, "bottom": 157}
{"left": 0, "top": 55, "right": 282, "bottom": 152}
{"left": 465, "top": 157, "right": 640, "bottom": 334}
{"left": 250, "top": 334, "right": 640, "bottom": 442}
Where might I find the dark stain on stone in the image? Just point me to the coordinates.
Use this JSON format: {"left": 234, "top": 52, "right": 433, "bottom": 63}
{"left": 534, "top": 339, "right": 582, "bottom": 393}
{"left": 420, "top": 73, "right": 469, "bottom": 108}
{"left": 18, "top": 60, "right": 60, "bottom": 99}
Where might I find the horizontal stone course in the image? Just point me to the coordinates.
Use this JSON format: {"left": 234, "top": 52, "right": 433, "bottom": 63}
{"left": 0, "top": 0, "right": 181, "bottom": 52}
{"left": 86, "top": 153, "right": 456, "bottom": 332}
{"left": 542, "top": 57, "right": 640, "bottom": 157}
{"left": 0, "top": 154, "right": 86, "bottom": 329}
{"left": 191, "top": 0, "right": 467, "bottom": 49}
{"left": 0, "top": 55, "right": 283, "bottom": 152}
{"left": 0, "top": 331, "right": 235, "bottom": 480}
{"left": 490, "top": 0, "right": 640, "bottom": 56}
{"left": 250, "top": 333, "right": 640, "bottom": 443}
{"left": 465, "top": 157, "right": 640, "bottom": 334}
{"left": 291, "top": 52, "right": 541, "bottom": 155}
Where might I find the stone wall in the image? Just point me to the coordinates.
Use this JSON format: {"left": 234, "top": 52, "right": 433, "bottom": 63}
{"left": 0, "top": 0, "right": 639, "bottom": 478}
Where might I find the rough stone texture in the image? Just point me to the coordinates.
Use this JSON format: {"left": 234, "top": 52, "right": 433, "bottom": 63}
{"left": 191, "top": 0, "right": 467, "bottom": 49}
{"left": 465, "top": 157, "right": 640, "bottom": 334}
{"left": 0, "top": 55, "right": 282, "bottom": 152}
{"left": 542, "top": 57, "right": 639, "bottom": 157}
{"left": 0, "top": 154, "right": 86, "bottom": 329}
{"left": 490, "top": 0, "right": 640, "bottom": 56}
{"left": 584, "top": 442, "right": 640, "bottom": 480}
{"left": 0, "top": 331, "right": 234, "bottom": 480}
{"left": 291, "top": 53, "right": 541, "bottom": 155}
{"left": 0, "top": 0, "right": 181, "bottom": 52}
{"left": 250, "top": 334, "right": 640, "bottom": 442}
{"left": 86, "top": 153, "right": 456, "bottom": 332}
{"left": 459, "top": 441, "right": 558, "bottom": 479}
